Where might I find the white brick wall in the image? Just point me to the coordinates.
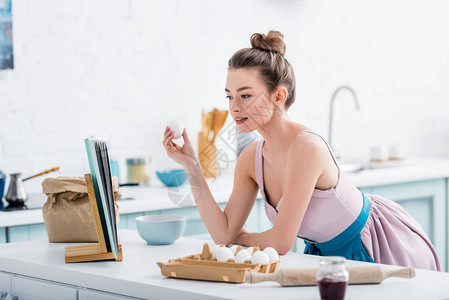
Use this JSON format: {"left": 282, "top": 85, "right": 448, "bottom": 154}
{"left": 1, "top": 0, "right": 449, "bottom": 192}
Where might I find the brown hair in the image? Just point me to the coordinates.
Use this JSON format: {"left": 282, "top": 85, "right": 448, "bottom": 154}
{"left": 228, "top": 30, "right": 296, "bottom": 109}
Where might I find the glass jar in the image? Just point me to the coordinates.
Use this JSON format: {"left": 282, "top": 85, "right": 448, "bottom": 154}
{"left": 126, "top": 157, "right": 151, "bottom": 184}
{"left": 316, "top": 256, "right": 349, "bottom": 300}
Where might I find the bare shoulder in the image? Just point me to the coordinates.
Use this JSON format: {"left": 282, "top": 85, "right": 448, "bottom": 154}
{"left": 288, "top": 132, "right": 329, "bottom": 163}
{"left": 235, "top": 140, "right": 259, "bottom": 180}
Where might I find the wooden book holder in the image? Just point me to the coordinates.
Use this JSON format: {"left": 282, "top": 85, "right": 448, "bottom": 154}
{"left": 65, "top": 174, "right": 123, "bottom": 263}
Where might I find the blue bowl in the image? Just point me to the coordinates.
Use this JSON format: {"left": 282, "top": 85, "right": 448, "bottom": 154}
{"left": 135, "top": 215, "right": 186, "bottom": 245}
{"left": 156, "top": 169, "right": 188, "bottom": 187}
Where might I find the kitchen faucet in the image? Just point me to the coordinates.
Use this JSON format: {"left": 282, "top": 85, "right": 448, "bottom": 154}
{"left": 328, "top": 86, "right": 360, "bottom": 160}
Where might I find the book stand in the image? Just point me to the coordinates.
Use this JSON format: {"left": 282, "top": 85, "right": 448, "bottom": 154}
{"left": 65, "top": 174, "right": 123, "bottom": 263}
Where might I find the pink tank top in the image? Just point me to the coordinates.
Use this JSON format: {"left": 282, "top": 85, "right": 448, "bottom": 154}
{"left": 255, "top": 130, "right": 364, "bottom": 243}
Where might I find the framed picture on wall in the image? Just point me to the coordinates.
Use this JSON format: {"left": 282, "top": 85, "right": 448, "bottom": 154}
{"left": 0, "top": 0, "right": 13, "bottom": 70}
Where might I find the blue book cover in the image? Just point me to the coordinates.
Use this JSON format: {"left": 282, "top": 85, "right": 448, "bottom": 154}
{"left": 84, "top": 137, "right": 118, "bottom": 258}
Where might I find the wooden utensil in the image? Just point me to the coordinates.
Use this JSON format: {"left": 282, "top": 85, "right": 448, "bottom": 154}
{"left": 202, "top": 110, "right": 214, "bottom": 141}
{"left": 22, "top": 167, "right": 60, "bottom": 181}
{"left": 211, "top": 109, "right": 228, "bottom": 143}
{"left": 245, "top": 266, "right": 415, "bottom": 286}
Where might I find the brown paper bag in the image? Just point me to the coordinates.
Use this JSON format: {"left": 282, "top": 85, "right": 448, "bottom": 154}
{"left": 41, "top": 176, "right": 121, "bottom": 243}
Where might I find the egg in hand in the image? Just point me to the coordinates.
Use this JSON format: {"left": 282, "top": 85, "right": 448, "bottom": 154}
{"left": 168, "top": 120, "right": 183, "bottom": 139}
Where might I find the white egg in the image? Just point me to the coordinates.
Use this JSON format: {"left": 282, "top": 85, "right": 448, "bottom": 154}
{"left": 263, "top": 247, "right": 280, "bottom": 262}
{"left": 211, "top": 244, "right": 222, "bottom": 258}
{"left": 168, "top": 120, "right": 183, "bottom": 139}
{"left": 229, "top": 245, "right": 239, "bottom": 255}
{"left": 251, "top": 251, "right": 270, "bottom": 265}
{"left": 247, "top": 246, "right": 255, "bottom": 254}
{"left": 234, "top": 249, "right": 252, "bottom": 263}
{"left": 215, "top": 247, "right": 234, "bottom": 262}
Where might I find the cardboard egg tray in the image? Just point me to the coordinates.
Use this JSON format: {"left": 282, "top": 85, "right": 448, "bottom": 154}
{"left": 157, "top": 243, "right": 280, "bottom": 283}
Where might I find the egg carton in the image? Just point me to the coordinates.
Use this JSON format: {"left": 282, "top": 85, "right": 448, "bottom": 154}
{"left": 157, "top": 243, "right": 280, "bottom": 283}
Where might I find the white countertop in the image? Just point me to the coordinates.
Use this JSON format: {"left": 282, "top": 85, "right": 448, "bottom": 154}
{"left": 0, "top": 229, "right": 448, "bottom": 299}
{"left": 345, "top": 158, "right": 449, "bottom": 188}
{"left": 1, "top": 159, "right": 449, "bottom": 228}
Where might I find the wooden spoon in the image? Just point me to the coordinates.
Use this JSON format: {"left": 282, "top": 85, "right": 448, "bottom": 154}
{"left": 202, "top": 110, "right": 214, "bottom": 141}
{"left": 211, "top": 110, "right": 228, "bottom": 143}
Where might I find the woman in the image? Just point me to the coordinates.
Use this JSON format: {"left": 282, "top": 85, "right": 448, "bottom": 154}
{"left": 162, "top": 31, "right": 440, "bottom": 271}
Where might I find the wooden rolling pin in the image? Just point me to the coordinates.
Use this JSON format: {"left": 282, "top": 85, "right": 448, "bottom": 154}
{"left": 245, "top": 266, "right": 415, "bottom": 286}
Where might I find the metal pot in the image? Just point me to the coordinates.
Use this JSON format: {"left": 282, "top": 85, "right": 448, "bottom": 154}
{"left": 5, "top": 173, "right": 27, "bottom": 205}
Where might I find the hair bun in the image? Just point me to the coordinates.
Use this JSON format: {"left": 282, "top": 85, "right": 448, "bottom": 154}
{"left": 250, "top": 30, "right": 286, "bottom": 57}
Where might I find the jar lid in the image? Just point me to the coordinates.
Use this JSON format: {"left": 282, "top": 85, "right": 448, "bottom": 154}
{"left": 320, "top": 256, "right": 346, "bottom": 265}
{"left": 126, "top": 158, "right": 150, "bottom": 165}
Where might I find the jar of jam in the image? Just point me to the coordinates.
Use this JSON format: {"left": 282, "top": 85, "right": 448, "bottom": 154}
{"left": 316, "top": 256, "right": 349, "bottom": 300}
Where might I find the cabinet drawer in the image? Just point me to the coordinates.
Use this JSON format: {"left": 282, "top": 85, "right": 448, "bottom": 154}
{"left": 7, "top": 223, "right": 48, "bottom": 243}
{"left": 12, "top": 276, "right": 77, "bottom": 300}
{"left": 79, "top": 288, "right": 139, "bottom": 300}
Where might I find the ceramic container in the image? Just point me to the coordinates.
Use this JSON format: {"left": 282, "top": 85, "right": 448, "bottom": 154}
{"left": 135, "top": 215, "right": 186, "bottom": 245}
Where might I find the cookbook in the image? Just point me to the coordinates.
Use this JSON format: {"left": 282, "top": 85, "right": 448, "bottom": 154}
{"left": 84, "top": 137, "right": 119, "bottom": 258}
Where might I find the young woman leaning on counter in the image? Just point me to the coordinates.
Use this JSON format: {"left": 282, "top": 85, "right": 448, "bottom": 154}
{"left": 162, "top": 30, "right": 440, "bottom": 271}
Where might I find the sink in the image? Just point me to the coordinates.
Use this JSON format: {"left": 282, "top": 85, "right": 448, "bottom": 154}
{"left": 339, "top": 160, "right": 411, "bottom": 173}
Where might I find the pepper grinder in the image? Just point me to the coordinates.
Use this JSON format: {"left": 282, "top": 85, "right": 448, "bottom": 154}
{"left": 5, "top": 173, "right": 28, "bottom": 205}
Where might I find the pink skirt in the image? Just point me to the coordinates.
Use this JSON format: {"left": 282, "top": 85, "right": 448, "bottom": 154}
{"left": 361, "top": 194, "right": 441, "bottom": 271}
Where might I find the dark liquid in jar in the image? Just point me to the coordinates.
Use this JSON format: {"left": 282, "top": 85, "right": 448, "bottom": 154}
{"left": 318, "top": 279, "right": 347, "bottom": 300}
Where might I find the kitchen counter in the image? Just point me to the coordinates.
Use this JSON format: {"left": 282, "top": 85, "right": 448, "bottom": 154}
{"left": 1, "top": 158, "right": 449, "bottom": 228}
{"left": 345, "top": 158, "right": 449, "bottom": 188}
{"left": 0, "top": 229, "right": 448, "bottom": 299}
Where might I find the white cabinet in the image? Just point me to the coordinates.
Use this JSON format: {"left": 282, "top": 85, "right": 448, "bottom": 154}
{"left": 11, "top": 276, "right": 77, "bottom": 300}
{"left": 79, "top": 289, "right": 140, "bottom": 300}
{"left": 3, "top": 273, "right": 141, "bottom": 300}
{"left": 0, "top": 271, "right": 12, "bottom": 295}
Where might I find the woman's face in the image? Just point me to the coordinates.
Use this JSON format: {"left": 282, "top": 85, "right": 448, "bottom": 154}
{"left": 225, "top": 68, "right": 275, "bottom": 133}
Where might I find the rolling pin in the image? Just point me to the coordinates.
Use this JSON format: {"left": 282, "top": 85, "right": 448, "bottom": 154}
{"left": 245, "top": 266, "right": 415, "bottom": 286}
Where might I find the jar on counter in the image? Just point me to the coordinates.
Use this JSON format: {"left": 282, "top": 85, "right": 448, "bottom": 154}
{"left": 316, "top": 256, "right": 349, "bottom": 300}
{"left": 126, "top": 157, "right": 151, "bottom": 184}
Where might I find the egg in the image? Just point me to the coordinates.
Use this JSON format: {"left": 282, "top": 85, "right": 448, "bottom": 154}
{"left": 229, "top": 245, "right": 239, "bottom": 255}
{"left": 211, "top": 244, "right": 222, "bottom": 258}
{"left": 215, "top": 247, "right": 234, "bottom": 262}
{"left": 251, "top": 251, "right": 270, "bottom": 265}
{"left": 263, "top": 247, "right": 279, "bottom": 262}
{"left": 234, "top": 249, "right": 252, "bottom": 263}
{"left": 168, "top": 120, "right": 183, "bottom": 139}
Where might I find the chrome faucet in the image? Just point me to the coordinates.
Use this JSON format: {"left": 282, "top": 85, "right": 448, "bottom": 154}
{"left": 328, "top": 86, "right": 360, "bottom": 160}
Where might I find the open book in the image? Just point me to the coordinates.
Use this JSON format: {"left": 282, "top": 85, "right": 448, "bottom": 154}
{"left": 84, "top": 137, "right": 119, "bottom": 258}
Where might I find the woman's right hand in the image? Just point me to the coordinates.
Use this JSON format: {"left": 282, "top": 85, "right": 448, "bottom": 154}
{"left": 162, "top": 126, "right": 199, "bottom": 169}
